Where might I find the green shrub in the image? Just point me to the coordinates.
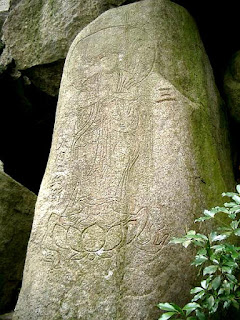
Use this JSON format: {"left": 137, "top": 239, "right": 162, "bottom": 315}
{"left": 158, "top": 185, "right": 240, "bottom": 320}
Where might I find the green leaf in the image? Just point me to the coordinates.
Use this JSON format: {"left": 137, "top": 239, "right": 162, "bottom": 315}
{"left": 190, "top": 287, "right": 204, "bottom": 294}
{"left": 196, "top": 309, "right": 206, "bottom": 320}
{"left": 211, "top": 301, "right": 219, "bottom": 313}
{"left": 212, "top": 206, "right": 229, "bottom": 213}
{"left": 212, "top": 276, "right": 221, "bottom": 290}
{"left": 203, "top": 265, "right": 218, "bottom": 275}
{"left": 210, "top": 232, "right": 227, "bottom": 242}
{"left": 157, "top": 303, "right": 180, "bottom": 312}
{"left": 233, "top": 195, "right": 240, "bottom": 204}
{"left": 187, "top": 230, "right": 196, "bottom": 235}
{"left": 183, "top": 303, "right": 201, "bottom": 316}
{"left": 223, "top": 300, "right": 231, "bottom": 309}
{"left": 195, "top": 216, "right": 212, "bottom": 222}
{"left": 223, "top": 280, "right": 231, "bottom": 294}
{"left": 170, "top": 303, "right": 184, "bottom": 315}
{"left": 229, "top": 213, "right": 237, "bottom": 219}
{"left": 207, "top": 296, "right": 215, "bottom": 309}
{"left": 191, "top": 290, "right": 205, "bottom": 302}
{"left": 192, "top": 255, "right": 208, "bottom": 266}
{"left": 158, "top": 312, "right": 177, "bottom": 320}
{"left": 183, "top": 240, "right": 192, "bottom": 248}
{"left": 221, "top": 266, "right": 233, "bottom": 274}
{"left": 203, "top": 210, "right": 215, "bottom": 218}
{"left": 226, "top": 274, "right": 237, "bottom": 283}
{"left": 197, "top": 248, "right": 207, "bottom": 255}
{"left": 229, "top": 206, "right": 240, "bottom": 213}
{"left": 170, "top": 237, "right": 186, "bottom": 244}
{"left": 222, "top": 192, "right": 238, "bottom": 198}
{"left": 225, "top": 261, "right": 238, "bottom": 267}
{"left": 236, "top": 185, "right": 240, "bottom": 194}
{"left": 232, "top": 299, "right": 239, "bottom": 310}
{"left": 201, "top": 280, "right": 208, "bottom": 289}
{"left": 231, "top": 220, "right": 239, "bottom": 229}
{"left": 211, "top": 244, "right": 225, "bottom": 253}
{"left": 185, "top": 233, "right": 208, "bottom": 241}
{"left": 224, "top": 202, "right": 236, "bottom": 208}
{"left": 234, "top": 229, "right": 240, "bottom": 236}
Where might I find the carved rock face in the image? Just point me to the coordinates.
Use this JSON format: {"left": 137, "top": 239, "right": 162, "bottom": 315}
{"left": 13, "top": 0, "right": 234, "bottom": 319}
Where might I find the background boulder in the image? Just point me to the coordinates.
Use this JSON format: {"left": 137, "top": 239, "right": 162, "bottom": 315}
{"left": 0, "top": 172, "right": 36, "bottom": 313}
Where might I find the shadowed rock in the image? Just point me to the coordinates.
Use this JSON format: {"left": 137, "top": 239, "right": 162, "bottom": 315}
{"left": 13, "top": 0, "right": 234, "bottom": 319}
{"left": 0, "top": 172, "right": 36, "bottom": 313}
{"left": 224, "top": 51, "right": 240, "bottom": 123}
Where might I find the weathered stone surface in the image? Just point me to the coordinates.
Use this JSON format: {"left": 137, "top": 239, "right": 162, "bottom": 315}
{"left": 0, "top": 160, "right": 3, "bottom": 172}
{"left": 0, "top": 13, "right": 7, "bottom": 32}
{"left": 224, "top": 51, "right": 240, "bottom": 123}
{"left": 0, "top": 172, "right": 36, "bottom": 313}
{"left": 0, "top": 0, "right": 9, "bottom": 12}
{"left": 0, "top": 0, "right": 9, "bottom": 32}
{"left": 13, "top": 0, "right": 234, "bottom": 319}
{"left": 23, "top": 60, "right": 65, "bottom": 97}
{"left": 0, "top": 312, "right": 14, "bottom": 320}
{"left": 0, "top": 0, "right": 126, "bottom": 95}
{"left": 1, "top": 0, "right": 127, "bottom": 70}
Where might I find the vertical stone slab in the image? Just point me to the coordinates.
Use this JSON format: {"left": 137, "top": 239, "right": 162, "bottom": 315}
{"left": 13, "top": 0, "right": 234, "bottom": 319}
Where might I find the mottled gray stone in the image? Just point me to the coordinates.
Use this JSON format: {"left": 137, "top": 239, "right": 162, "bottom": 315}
{"left": 0, "top": 0, "right": 126, "bottom": 95}
{"left": 224, "top": 51, "right": 240, "bottom": 123}
{"left": 0, "top": 0, "right": 9, "bottom": 12}
{"left": 0, "top": 172, "right": 36, "bottom": 313}
{"left": 23, "top": 60, "right": 65, "bottom": 97}
{"left": 0, "top": 160, "right": 3, "bottom": 172}
{"left": 0, "top": 12, "right": 7, "bottom": 37}
{"left": 13, "top": 0, "right": 234, "bottom": 319}
{"left": 0, "top": 0, "right": 126, "bottom": 69}
{"left": 0, "top": 312, "right": 14, "bottom": 320}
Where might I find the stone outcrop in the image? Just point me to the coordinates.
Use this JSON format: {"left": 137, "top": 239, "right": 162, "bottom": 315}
{"left": 13, "top": 0, "right": 234, "bottom": 319}
{"left": 0, "top": 0, "right": 127, "bottom": 95}
{"left": 0, "top": 312, "right": 13, "bottom": 320}
{"left": 0, "top": 172, "right": 36, "bottom": 313}
{"left": 0, "top": 0, "right": 9, "bottom": 37}
{"left": 224, "top": 51, "right": 240, "bottom": 123}
{"left": 0, "top": 0, "right": 9, "bottom": 12}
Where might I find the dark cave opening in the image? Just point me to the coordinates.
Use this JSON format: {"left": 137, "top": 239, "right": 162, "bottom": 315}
{"left": 0, "top": 68, "right": 56, "bottom": 194}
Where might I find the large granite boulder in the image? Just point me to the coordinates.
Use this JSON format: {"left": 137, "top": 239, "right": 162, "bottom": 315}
{"left": 0, "top": 172, "right": 36, "bottom": 313}
{"left": 0, "top": 0, "right": 126, "bottom": 95}
{"left": 224, "top": 51, "right": 240, "bottom": 123}
{"left": 13, "top": 0, "right": 234, "bottom": 319}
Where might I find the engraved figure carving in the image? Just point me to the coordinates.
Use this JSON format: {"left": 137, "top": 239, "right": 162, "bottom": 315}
{"left": 40, "top": 22, "right": 175, "bottom": 267}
